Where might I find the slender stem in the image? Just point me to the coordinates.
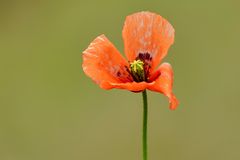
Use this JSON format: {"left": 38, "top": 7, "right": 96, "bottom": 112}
{"left": 142, "top": 90, "right": 148, "bottom": 160}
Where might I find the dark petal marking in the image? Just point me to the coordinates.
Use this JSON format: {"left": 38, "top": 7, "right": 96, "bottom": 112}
{"left": 117, "top": 71, "right": 121, "bottom": 77}
{"left": 113, "top": 65, "right": 133, "bottom": 82}
{"left": 125, "top": 65, "right": 131, "bottom": 74}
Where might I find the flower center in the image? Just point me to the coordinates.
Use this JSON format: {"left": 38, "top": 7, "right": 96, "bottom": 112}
{"left": 130, "top": 60, "right": 146, "bottom": 82}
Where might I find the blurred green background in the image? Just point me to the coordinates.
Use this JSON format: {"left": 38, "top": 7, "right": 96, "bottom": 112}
{"left": 1, "top": 0, "right": 240, "bottom": 160}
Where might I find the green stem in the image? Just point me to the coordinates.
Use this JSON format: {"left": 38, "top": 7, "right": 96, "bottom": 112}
{"left": 142, "top": 90, "right": 148, "bottom": 160}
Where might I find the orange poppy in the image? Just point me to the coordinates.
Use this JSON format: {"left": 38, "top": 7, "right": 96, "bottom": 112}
{"left": 82, "top": 11, "right": 179, "bottom": 110}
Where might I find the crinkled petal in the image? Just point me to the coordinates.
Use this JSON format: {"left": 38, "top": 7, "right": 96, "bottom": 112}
{"left": 148, "top": 63, "right": 179, "bottom": 110}
{"left": 101, "top": 81, "right": 155, "bottom": 92}
{"left": 82, "top": 35, "right": 133, "bottom": 89}
{"left": 122, "top": 11, "right": 175, "bottom": 72}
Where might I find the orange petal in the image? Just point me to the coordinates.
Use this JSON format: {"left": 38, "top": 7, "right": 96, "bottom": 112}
{"left": 148, "top": 63, "right": 179, "bottom": 110}
{"left": 101, "top": 81, "right": 155, "bottom": 92}
{"left": 82, "top": 35, "right": 132, "bottom": 89}
{"left": 122, "top": 11, "right": 175, "bottom": 72}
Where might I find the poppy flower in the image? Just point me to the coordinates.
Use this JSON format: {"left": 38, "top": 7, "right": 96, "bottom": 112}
{"left": 82, "top": 11, "right": 179, "bottom": 110}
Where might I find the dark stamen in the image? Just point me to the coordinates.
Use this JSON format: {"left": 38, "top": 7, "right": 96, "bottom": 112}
{"left": 135, "top": 52, "right": 153, "bottom": 81}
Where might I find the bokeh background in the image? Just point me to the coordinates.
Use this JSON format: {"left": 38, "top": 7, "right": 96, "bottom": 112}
{"left": 1, "top": 0, "right": 240, "bottom": 160}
